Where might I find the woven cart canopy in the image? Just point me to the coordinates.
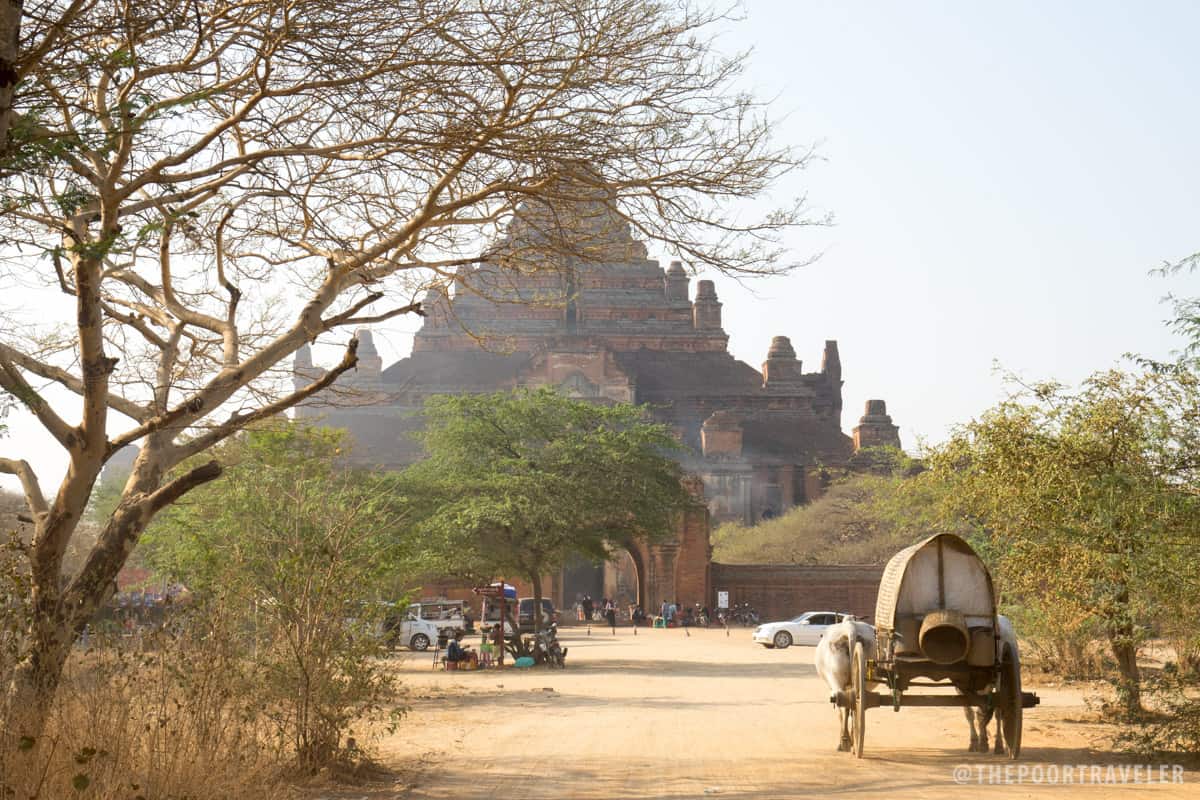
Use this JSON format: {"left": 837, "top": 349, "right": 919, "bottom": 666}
{"left": 875, "top": 533, "right": 996, "bottom": 633}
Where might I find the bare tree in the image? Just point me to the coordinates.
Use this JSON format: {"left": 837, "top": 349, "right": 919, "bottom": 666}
{"left": 0, "top": 0, "right": 812, "bottom": 733}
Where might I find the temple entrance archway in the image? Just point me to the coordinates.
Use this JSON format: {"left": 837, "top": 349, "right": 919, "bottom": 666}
{"left": 559, "top": 547, "right": 648, "bottom": 616}
{"left": 604, "top": 547, "right": 645, "bottom": 611}
{"left": 562, "top": 553, "right": 604, "bottom": 610}
{"left": 556, "top": 483, "right": 711, "bottom": 618}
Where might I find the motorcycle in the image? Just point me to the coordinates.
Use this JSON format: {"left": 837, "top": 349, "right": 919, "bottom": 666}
{"left": 720, "top": 603, "right": 760, "bottom": 626}
{"left": 531, "top": 623, "right": 568, "bottom": 668}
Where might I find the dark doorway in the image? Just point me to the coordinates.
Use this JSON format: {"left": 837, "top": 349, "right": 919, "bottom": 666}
{"left": 562, "top": 553, "right": 603, "bottom": 609}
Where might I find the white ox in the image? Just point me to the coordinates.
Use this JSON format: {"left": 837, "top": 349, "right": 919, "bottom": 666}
{"left": 813, "top": 619, "right": 877, "bottom": 752}
{"left": 815, "top": 616, "right": 1019, "bottom": 754}
{"left": 961, "top": 614, "right": 1018, "bottom": 754}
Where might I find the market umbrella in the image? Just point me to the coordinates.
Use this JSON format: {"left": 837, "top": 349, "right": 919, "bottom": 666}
{"left": 489, "top": 582, "right": 518, "bottom": 599}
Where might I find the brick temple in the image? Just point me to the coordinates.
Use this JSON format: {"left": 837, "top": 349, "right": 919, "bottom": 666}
{"left": 294, "top": 199, "right": 901, "bottom": 612}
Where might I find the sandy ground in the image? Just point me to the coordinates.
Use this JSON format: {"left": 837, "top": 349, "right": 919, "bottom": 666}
{"left": 333, "top": 627, "right": 1194, "bottom": 799}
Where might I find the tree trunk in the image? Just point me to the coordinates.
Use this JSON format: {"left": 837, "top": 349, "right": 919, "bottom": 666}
{"left": 2, "top": 447, "right": 216, "bottom": 740}
{"left": 3, "top": 508, "right": 94, "bottom": 739}
{"left": 3, "top": 610, "right": 77, "bottom": 740}
{"left": 1106, "top": 584, "right": 1142, "bottom": 718}
{"left": 531, "top": 572, "right": 543, "bottom": 637}
{"left": 0, "top": 0, "right": 21, "bottom": 154}
{"left": 1109, "top": 634, "right": 1142, "bottom": 717}
{"left": 3, "top": 534, "right": 115, "bottom": 741}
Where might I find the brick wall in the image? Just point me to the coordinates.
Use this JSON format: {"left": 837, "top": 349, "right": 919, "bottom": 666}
{"left": 710, "top": 563, "right": 884, "bottom": 621}
{"left": 672, "top": 504, "right": 713, "bottom": 608}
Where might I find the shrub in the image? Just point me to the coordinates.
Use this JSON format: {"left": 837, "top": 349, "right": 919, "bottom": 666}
{"left": 1114, "top": 671, "right": 1200, "bottom": 763}
{"left": 141, "top": 425, "right": 407, "bottom": 771}
{"left": 1, "top": 606, "right": 281, "bottom": 800}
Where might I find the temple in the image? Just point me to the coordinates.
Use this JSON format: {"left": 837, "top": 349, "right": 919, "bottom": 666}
{"left": 295, "top": 199, "right": 900, "bottom": 527}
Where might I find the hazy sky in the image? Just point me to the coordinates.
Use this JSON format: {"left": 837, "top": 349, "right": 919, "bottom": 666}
{"left": 705, "top": 0, "right": 1200, "bottom": 447}
{"left": 3, "top": 1, "right": 1198, "bottom": 492}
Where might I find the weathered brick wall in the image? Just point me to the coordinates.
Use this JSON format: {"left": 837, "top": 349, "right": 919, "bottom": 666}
{"left": 672, "top": 504, "right": 713, "bottom": 608}
{"left": 710, "top": 564, "right": 884, "bottom": 621}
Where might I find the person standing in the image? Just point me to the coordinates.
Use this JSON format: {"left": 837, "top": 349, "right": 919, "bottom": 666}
{"left": 604, "top": 598, "right": 617, "bottom": 634}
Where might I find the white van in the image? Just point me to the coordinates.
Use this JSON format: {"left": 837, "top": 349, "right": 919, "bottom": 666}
{"left": 405, "top": 600, "right": 467, "bottom": 636}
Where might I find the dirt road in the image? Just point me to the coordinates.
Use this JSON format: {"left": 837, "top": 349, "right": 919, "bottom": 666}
{"left": 368, "top": 627, "right": 1191, "bottom": 799}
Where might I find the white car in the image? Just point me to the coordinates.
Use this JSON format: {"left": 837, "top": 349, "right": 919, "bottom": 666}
{"left": 383, "top": 614, "right": 441, "bottom": 651}
{"left": 753, "top": 611, "right": 850, "bottom": 649}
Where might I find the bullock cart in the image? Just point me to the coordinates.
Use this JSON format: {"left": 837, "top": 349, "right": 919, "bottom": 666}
{"left": 836, "top": 533, "right": 1039, "bottom": 758}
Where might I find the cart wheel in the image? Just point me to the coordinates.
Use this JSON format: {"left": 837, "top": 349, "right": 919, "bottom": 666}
{"left": 851, "top": 640, "right": 867, "bottom": 758}
{"left": 999, "top": 644, "right": 1023, "bottom": 760}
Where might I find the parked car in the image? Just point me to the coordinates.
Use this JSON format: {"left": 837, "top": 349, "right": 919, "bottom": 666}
{"left": 517, "top": 598, "right": 557, "bottom": 632}
{"left": 405, "top": 600, "right": 467, "bottom": 635}
{"left": 480, "top": 595, "right": 517, "bottom": 634}
{"left": 752, "top": 611, "right": 850, "bottom": 649}
{"left": 382, "top": 613, "right": 441, "bottom": 652}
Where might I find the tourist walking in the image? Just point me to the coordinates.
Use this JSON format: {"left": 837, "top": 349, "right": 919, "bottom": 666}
{"left": 604, "top": 598, "right": 617, "bottom": 634}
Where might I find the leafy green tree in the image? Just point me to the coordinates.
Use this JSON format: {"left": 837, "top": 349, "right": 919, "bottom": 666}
{"left": 141, "top": 424, "right": 409, "bottom": 769}
{"left": 926, "top": 369, "right": 1200, "bottom": 716}
{"left": 405, "top": 388, "right": 693, "bottom": 634}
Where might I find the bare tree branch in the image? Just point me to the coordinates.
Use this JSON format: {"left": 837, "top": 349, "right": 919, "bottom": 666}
{"left": 322, "top": 299, "right": 424, "bottom": 331}
{"left": 0, "top": 457, "right": 49, "bottom": 517}
{"left": 145, "top": 459, "right": 223, "bottom": 514}
{"left": 0, "top": 345, "right": 77, "bottom": 448}
{"left": 172, "top": 336, "right": 362, "bottom": 463}
{"left": 0, "top": 341, "right": 150, "bottom": 422}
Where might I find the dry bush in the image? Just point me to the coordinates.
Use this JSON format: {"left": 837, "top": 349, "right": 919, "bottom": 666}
{"left": 1, "top": 609, "right": 283, "bottom": 800}
{"left": 2, "top": 589, "right": 399, "bottom": 798}
{"left": 1172, "top": 640, "right": 1200, "bottom": 678}
{"left": 1158, "top": 615, "right": 1200, "bottom": 679}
